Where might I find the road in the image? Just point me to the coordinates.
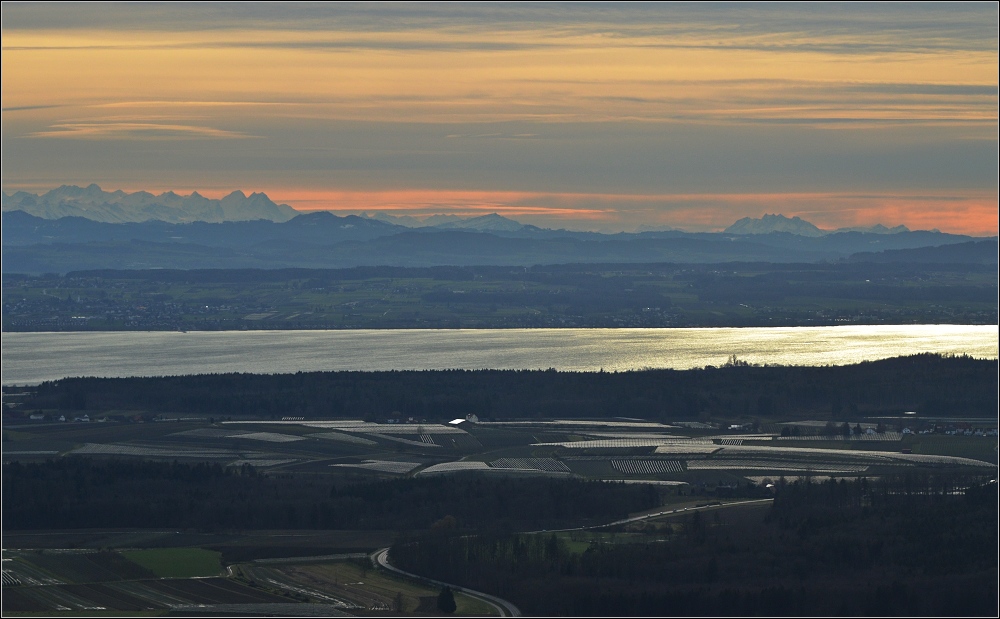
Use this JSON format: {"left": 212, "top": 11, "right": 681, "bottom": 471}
{"left": 594, "top": 498, "right": 774, "bottom": 528}
{"left": 373, "top": 498, "right": 774, "bottom": 616}
{"left": 372, "top": 548, "right": 522, "bottom": 617}
{"left": 220, "top": 500, "right": 771, "bottom": 615}
{"left": 523, "top": 497, "right": 775, "bottom": 534}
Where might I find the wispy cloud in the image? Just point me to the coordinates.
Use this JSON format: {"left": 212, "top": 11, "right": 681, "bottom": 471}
{"left": 29, "top": 122, "right": 255, "bottom": 140}
{"left": 446, "top": 133, "right": 539, "bottom": 139}
{"left": 2, "top": 104, "right": 67, "bottom": 112}
{"left": 3, "top": 3, "right": 994, "bottom": 50}
{"left": 2, "top": 39, "right": 551, "bottom": 53}
{"left": 91, "top": 99, "right": 297, "bottom": 108}
{"left": 2, "top": 4, "right": 995, "bottom": 234}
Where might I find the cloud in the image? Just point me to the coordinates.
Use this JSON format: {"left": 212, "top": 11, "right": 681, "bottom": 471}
{"left": 2, "top": 39, "right": 551, "bottom": 53}
{"left": 2, "top": 4, "right": 995, "bottom": 236}
{"left": 2, "top": 104, "right": 67, "bottom": 112}
{"left": 445, "top": 133, "right": 539, "bottom": 139}
{"left": 94, "top": 100, "right": 298, "bottom": 109}
{"left": 29, "top": 122, "right": 255, "bottom": 140}
{"left": 2, "top": 3, "right": 994, "bottom": 47}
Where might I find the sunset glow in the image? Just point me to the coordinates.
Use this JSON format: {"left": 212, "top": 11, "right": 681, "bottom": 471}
{"left": 3, "top": 3, "right": 997, "bottom": 233}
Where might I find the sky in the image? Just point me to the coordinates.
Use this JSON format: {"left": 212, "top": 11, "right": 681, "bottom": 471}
{"left": 2, "top": 2, "right": 997, "bottom": 234}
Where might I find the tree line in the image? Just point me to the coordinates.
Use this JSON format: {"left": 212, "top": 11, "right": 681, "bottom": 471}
{"left": 18, "top": 354, "right": 997, "bottom": 421}
{"left": 390, "top": 475, "right": 998, "bottom": 616}
{"left": 1, "top": 458, "right": 660, "bottom": 533}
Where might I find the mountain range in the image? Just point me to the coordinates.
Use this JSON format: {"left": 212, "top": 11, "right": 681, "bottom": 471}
{"left": 2, "top": 184, "right": 298, "bottom": 224}
{"left": 5, "top": 186, "right": 920, "bottom": 237}
{"left": 724, "top": 214, "right": 912, "bottom": 236}
{"left": 3, "top": 208, "right": 993, "bottom": 274}
{"left": 3, "top": 185, "right": 993, "bottom": 273}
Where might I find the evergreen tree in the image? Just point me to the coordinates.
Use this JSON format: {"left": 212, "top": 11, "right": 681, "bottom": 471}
{"left": 437, "top": 586, "right": 457, "bottom": 614}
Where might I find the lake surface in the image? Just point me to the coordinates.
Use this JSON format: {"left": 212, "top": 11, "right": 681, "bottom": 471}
{"left": 2, "top": 325, "right": 996, "bottom": 385}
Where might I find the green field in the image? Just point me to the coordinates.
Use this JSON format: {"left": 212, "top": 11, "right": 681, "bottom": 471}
{"left": 247, "top": 559, "right": 500, "bottom": 615}
{"left": 120, "top": 548, "right": 222, "bottom": 578}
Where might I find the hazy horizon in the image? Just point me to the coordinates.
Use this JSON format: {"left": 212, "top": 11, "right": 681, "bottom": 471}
{"left": 7, "top": 182, "right": 991, "bottom": 235}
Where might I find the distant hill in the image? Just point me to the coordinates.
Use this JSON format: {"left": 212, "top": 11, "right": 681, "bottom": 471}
{"left": 1, "top": 184, "right": 298, "bottom": 223}
{"left": 847, "top": 239, "right": 998, "bottom": 264}
{"left": 835, "top": 223, "right": 911, "bottom": 234}
{"left": 363, "top": 211, "right": 529, "bottom": 232}
{"left": 0, "top": 209, "right": 403, "bottom": 250}
{"left": 1, "top": 210, "right": 985, "bottom": 274}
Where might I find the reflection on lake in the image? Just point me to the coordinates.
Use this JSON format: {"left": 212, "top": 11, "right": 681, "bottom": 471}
{"left": 2, "top": 325, "right": 996, "bottom": 385}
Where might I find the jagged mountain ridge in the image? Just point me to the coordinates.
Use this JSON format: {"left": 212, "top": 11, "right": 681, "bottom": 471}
{"left": 726, "top": 214, "right": 825, "bottom": 237}
{"left": 725, "top": 213, "right": 913, "bottom": 236}
{"left": 2, "top": 184, "right": 298, "bottom": 223}
{"left": 5, "top": 187, "right": 926, "bottom": 238}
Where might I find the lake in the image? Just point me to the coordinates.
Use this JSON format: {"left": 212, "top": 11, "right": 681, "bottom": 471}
{"left": 2, "top": 325, "right": 996, "bottom": 385}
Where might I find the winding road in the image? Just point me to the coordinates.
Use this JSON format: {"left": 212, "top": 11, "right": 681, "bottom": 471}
{"left": 370, "top": 499, "right": 773, "bottom": 616}
{"left": 595, "top": 498, "right": 774, "bottom": 528}
{"left": 371, "top": 548, "right": 522, "bottom": 617}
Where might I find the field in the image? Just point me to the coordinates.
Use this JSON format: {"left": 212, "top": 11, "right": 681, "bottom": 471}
{"left": 4, "top": 411, "right": 995, "bottom": 486}
{"left": 120, "top": 549, "right": 222, "bottom": 578}
{"left": 1, "top": 547, "right": 499, "bottom": 616}
{"left": 235, "top": 559, "right": 497, "bottom": 615}
{"left": 1, "top": 549, "right": 289, "bottom": 615}
{"left": 4, "top": 409, "right": 996, "bottom": 615}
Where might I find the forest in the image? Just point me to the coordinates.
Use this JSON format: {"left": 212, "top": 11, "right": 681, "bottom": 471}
{"left": 390, "top": 476, "right": 998, "bottom": 616}
{"left": 10, "top": 459, "right": 992, "bottom": 614}
{"left": 15, "top": 353, "right": 998, "bottom": 421}
{"left": 2, "top": 458, "right": 661, "bottom": 534}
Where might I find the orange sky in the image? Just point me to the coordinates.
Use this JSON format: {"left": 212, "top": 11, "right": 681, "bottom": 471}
{"left": 265, "top": 189, "right": 1000, "bottom": 235}
{"left": 3, "top": 4, "right": 997, "bottom": 234}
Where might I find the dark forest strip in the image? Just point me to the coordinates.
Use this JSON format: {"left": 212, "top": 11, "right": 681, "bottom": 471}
{"left": 17, "top": 354, "right": 997, "bottom": 421}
